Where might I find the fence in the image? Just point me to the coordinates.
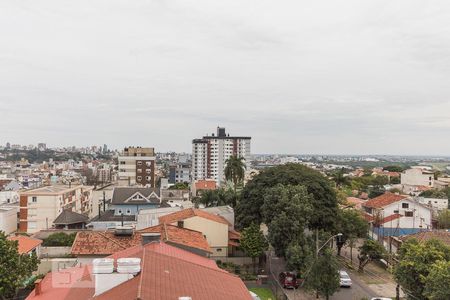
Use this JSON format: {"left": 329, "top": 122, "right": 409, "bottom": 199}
{"left": 266, "top": 251, "right": 289, "bottom": 300}
{"left": 40, "top": 246, "right": 72, "bottom": 258}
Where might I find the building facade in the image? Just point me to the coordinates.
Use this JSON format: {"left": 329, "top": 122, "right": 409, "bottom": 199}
{"left": 192, "top": 127, "right": 251, "bottom": 186}
{"left": 118, "top": 147, "right": 156, "bottom": 187}
{"left": 401, "top": 167, "right": 435, "bottom": 187}
{"left": 169, "top": 163, "right": 191, "bottom": 184}
{"left": 19, "top": 185, "right": 94, "bottom": 234}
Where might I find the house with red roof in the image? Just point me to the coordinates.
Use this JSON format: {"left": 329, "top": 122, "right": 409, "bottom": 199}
{"left": 362, "top": 192, "right": 433, "bottom": 238}
{"left": 159, "top": 208, "right": 240, "bottom": 257}
{"left": 8, "top": 235, "right": 43, "bottom": 257}
{"left": 26, "top": 240, "right": 253, "bottom": 300}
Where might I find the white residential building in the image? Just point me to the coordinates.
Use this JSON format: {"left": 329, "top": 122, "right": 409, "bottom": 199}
{"left": 363, "top": 193, "right": 433, "bottom": 237}
{"left": 0, "top": 206, "right": 18, "bottom": 234}
{"left": 192, "top": 127, "right": 251, "bottom": 186}
{"left": 416, "top": 197, "right": 449, "bottom": 214}
{"left": 401, "top": 168, "right": 434, "bottom": 187}
{"left": 19, "top": 185, "right": 94, "bottom": 234}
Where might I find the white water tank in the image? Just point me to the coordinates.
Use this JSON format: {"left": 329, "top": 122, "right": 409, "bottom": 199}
{"left": 93, "top": 258, "right": 114, "bottom": 274}
{"left": 117, "top": 258, "right": 141, "bottom": 275}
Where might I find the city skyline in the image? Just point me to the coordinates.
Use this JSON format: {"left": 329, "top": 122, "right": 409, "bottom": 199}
{"left": 1, "top": 1, "right": 450, "bottom": 155}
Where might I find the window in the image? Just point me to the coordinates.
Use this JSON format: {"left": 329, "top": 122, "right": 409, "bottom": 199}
{"left": 146, "top": 176, "right": 151, "bottom": 180}
{"left": 394, "top": 210, "right": 399, "bottom": 214}
{"left": 402, "top": 203, "right": 409, "bottom": 209}
{"left": 126, "top": 209, "right": 131, "bottom": 214}
{"left": 120, "top": 161, "right": 125, "bottom": 165}
{"left": 216, "top": 248, "right": 222, "bottom": 252}
{"left": 405, "top": 211, "right": 413, "bottom": 217}
{"left": 137, "top": 176, "right": 142, "bottom": 181}
{"left": 32, "top": 197, "right": 37, "bottom": 203}
{"left": 137, "top": 169, "right": 142, "bottom": 173}
{"left": 177, "top": 221, "right": 184, "bottom": 228}
{"left": 28, "top": 222, "right": 37, "bottom": 229}
{"left": 137, "top": 161, "right": 142, "bottom": 166}
{"left": 118, "top": 209, "right": 123, "bottom": 214}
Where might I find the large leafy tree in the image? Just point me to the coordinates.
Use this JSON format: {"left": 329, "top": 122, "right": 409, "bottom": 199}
{"left": 224, "top": 155, "right": 246, "bottom": 205}
{"left": 262, "top": 184, "right": 313, "bottom": 256}
{"left": 357, "top": 239, "right": 385, "bottom": 272}
{"left": 424, "top": 260, "right": 450, "bottom": 300}
{"left": 305, "top": 248, "right": 340, "bottom": 300}
{"left": 236, "top": 163, "right": 338, "bottom": 231}
{"left": 0, "top": 232, "right": 40, "bottom": 299}
{"left": 239, "top": 223, "right": 268, "bottom": 273}
{"left": 436, "top": 209, "right": 450, "bottom": 229}
{"left": 335, "top": 209, "right": 368, "bottom": 257}
{"left": 394, "top": 239, "right": 450, "bottom": 300}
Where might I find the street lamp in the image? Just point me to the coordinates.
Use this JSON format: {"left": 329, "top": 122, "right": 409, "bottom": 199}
{"left": 301, "top": 233, "right": 343, "bottom": 288}
{"left": 316, "top": 233, "right": 343, "bottom": 255}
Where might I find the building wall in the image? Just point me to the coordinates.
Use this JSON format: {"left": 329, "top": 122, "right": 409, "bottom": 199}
{"left": 111, "top": 203, "right": 159, "bottom": 216}
{"left": 378, "top": 199, "right": 432, "bottom": 232}
{"left": 118, "top": 156, "right": 155, "bottom": 187}
{"left": 0, "top": 207, "right": 17, "bottom": 234}
{"left": 192, "top": 134, "right": 251, "bottom": 186}
{"left": 401, "top": 169, "right": 434, "bottom": 187}
{"left": 19, "top": 186, "right": 94, "bottom": 234}
{"left": 174, "top": 216, "right": 229, "bottom": 257}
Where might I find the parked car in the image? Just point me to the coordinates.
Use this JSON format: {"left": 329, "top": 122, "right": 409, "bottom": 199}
{"left": 279, "top": 272, "right": 299, "bottom": 289}
{"left": 249, "top": 291, "right": 261, "bottom": 300}
{"left": 339, "top": 270, "right": 352, "bottom": 287}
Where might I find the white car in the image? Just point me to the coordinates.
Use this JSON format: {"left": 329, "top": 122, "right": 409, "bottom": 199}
{"left": 249, "top": 291, "right": 261, "bottom": 300}
{"left": 339, "top": 270, "right": 352, "bottom": 287}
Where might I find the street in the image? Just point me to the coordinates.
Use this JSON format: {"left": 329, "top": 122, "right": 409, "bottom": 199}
{"left": 283, "top": 266, "right": 377, "bottom": 300}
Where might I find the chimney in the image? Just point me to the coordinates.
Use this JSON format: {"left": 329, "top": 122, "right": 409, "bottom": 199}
{"left": 34, "top": 279, "right": 42, "bottom": 296}
{"left": 141, "top": 233, "right": 161, "bottom": 245}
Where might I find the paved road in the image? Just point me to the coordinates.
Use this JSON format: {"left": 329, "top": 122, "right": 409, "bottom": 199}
{"left": 282, "top": 267, "right": 377, "bottom": 300}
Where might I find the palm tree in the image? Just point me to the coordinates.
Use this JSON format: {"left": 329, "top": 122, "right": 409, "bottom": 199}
{"left": 224, "top": 155, "right": 246, "bottom": 206}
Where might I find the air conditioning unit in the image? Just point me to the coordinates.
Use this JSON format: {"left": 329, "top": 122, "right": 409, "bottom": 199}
{"left": 117, "top": 258, "right": 141, "bottom": 275}
{"left": 92, "top": 258, "right": 114, "bottom": 274}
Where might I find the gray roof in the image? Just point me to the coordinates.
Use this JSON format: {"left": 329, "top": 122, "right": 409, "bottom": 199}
{"left": 111, "top": 187, "right": 161, "bottom": 205}
{"left": 53, "top": 210, "right": 89, "bottom": 225}
{"left": 90, "top": 210, "right": 136, "bottom": 222}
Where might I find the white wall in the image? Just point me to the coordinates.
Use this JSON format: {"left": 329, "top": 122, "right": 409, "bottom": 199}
{"left": 0, "top": 207, "right": 17, "bottom": 234}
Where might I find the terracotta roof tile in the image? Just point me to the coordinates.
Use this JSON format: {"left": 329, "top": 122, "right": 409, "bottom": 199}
{"left": 8, "top": 235, "right": 42, "bottom": 254}
{"left": 400, "top": 230, "right": 450, "bottom": 246}
{"left": 27, "top": 242, "right": 251, "bottom": 300}
{"left": 195, "top": 180, "right": 217, "bottom": 190}
{"left": 363, "top": 193, "right": 409, "bottom": 209}
{"left": 138, "top": 224, "right": 212, "bottom": 253}
{"left": 159, "top": 208, "right": 231, "bottom": 225}
{"left": 71, "top": 231, "right": 142, "bottom": 256}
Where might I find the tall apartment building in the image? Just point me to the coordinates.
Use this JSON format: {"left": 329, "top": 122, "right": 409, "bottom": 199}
{"left": 192, "top": 127, "right": 251, "bottom": 185}
{"left": 19, "top": 185, "right": 94, "bottom": 234}
{"left": 118, "top": 147, "right": 156, "bottom": 187}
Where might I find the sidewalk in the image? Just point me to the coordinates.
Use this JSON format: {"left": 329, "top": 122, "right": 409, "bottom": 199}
{"left": 339, "top": 241, "right": 404, "bottom": 299}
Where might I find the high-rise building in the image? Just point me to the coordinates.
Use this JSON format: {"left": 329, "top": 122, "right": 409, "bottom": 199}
{"left": 118, "top": 147, "right": 156, "bottom": 187}
{"left": 192, "top": 127, "right": 251, "bottom": 186}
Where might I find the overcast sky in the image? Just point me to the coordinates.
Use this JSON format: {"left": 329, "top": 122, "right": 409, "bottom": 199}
{"left": 1, "top": 1, "right": 449, "bottom": 155}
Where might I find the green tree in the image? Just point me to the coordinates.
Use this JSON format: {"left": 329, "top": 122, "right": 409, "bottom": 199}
{"left": 357, "top": 239, "right": 385, "bottom": 272}
{"left": 169, "top": 182, "right": 189, "bottom": 190}
{"left": 42, "top": 232, "right": 77, "bottom": 246}
{"left": 194, "top": 188, "right": 235, "bottom": 208}
{"left": 394, "top": 239, "right": 450, "bottom": 300}
{"left": 262, "top": 185, "right": 313, "bottom": 256}
{"left": 436, "top": 209, "right": 450, "bottom": 229}
{"left": 419, "top": 187, "right": 450, "bottom": 200}
{"left": 0, "top": 232, "right": 40, "bottom": 299}
{"left": 335, "top": 209, "right": 368, "bottom": 257}
{"left": 239, "top": 223, "right": 268, "bottom": 273}
{"left": 423, "top": 260, "right": 450, "bottom": 300}
{"left": 236, "top": 163, "right": 338, "bottom": 231}
{"left": 305, "top": 248, "right": 340, "bottom": 300}
{"left": 383, "top": 165, "right": 405, "bottom": 172}
{"left": 224, "top": 155, "right": 246, "bottom": 206}
{"left": 285, "top": 237, "right": 314, "bottom": 273}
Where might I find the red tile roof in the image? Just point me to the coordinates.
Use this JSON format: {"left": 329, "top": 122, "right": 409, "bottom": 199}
{"left": 363, "top": 193, "right": 409, "bottom": 209}
{"left": 71, "top": 231, "right": 142, "bottom": 256}
{"left": 27, "top": 242, "right": 252, "bottom": 300}
{"left": 8, "top": 235, "right": 42, "bottom": 254}
{"left": 159, "top": 208, "right": 231, "bottom": 226}
{"left": 381, "top": 213, "right": 402, "bottom": 224}
{"left": 138, "top": 224, "right": 212, "bottom": 253}
{"left": 195, "top": 180, "right": 217, "bottom": 190}
{"left": 400, "top": 230, "right": 450, "bottom": 246}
